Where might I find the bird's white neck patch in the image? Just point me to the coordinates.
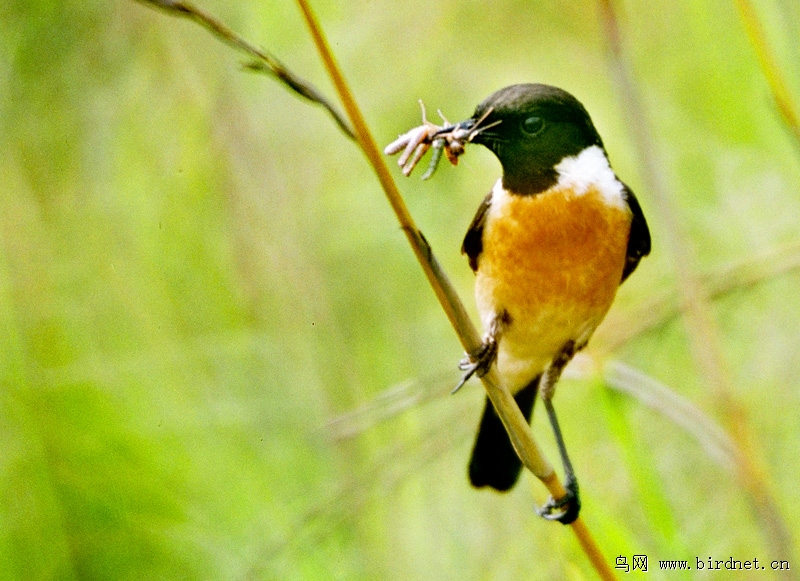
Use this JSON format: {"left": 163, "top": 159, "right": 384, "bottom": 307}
{"left": 554, "top": 145, "right": 626, "bottom": 209}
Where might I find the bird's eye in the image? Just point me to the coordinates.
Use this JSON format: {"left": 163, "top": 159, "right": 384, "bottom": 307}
{"left": 521, "top": 115, "right": 545, "bottom": 136}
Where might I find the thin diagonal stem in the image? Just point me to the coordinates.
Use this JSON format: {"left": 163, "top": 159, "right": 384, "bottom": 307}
{"left": 294, "top": 1, "right": 616, "bottom": 579}
{"left": 134, "top": 0, "right": 355, "bottom": 139}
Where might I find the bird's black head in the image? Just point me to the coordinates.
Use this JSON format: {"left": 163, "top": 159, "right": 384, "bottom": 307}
{"left": 460, "top": 84, "right": 604, "bottom": 195}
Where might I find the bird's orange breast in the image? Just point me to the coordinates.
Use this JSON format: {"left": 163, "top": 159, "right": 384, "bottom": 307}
{"left": 475, "top": 182, "right": 632, "bottom": 392}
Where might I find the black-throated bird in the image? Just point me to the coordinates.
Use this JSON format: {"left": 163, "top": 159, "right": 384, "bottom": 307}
{"left": 449, "top": 84, "right": 651, "bottom": 524}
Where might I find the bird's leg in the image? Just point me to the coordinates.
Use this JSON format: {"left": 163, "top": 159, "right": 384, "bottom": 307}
{"left": 452, "top": 316, "right": 503, "bottom": 394}
{"left": 536, "top": 341, "right": 581, "bottom": 525}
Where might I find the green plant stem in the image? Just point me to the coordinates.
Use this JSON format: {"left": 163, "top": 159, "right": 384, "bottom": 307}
{"left": 133, "top": 0, "right": 355, "bottom": 139}
{"left": 291, "top": 0, "right": 552, "bottom": 478}
{"left": 294, "top": 1, "right": 617, "bottom": 579}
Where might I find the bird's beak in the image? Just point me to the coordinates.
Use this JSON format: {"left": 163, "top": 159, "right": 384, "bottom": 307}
{"left": 437, "top": 108, "right": 498, "bottom": 147}
{"left": 433, "top": 118, "right": 476, "bottom": 139}
{"left": 454, "top": 118, "right": 478, "bottom": 133}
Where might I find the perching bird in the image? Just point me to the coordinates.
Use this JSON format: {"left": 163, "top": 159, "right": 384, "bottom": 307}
{"left": 449, "top": 84, "right": 651, "bottom": 524}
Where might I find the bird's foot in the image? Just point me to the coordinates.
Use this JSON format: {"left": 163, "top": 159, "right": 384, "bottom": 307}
{"left": 452, "top": 337, "right": 498, "bottom": 394}
{"left": 536, "top": 476, "right": 581, "bottom": 525}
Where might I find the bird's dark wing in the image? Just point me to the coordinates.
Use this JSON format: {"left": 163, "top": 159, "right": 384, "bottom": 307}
{"left": 620, "top": 183, "right": 651, "bottom": 284}
{"left": 462, "top": 191, "right": 493, "bottom": 272}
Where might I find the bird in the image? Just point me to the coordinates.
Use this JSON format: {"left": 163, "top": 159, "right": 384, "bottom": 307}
{"left": 448, "top": 83, "right": 651, "bottom": 524}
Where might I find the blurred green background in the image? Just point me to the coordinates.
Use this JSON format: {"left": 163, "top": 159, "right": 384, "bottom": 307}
{"left": 1, "top": 0, "right": 799, "bottom": 579}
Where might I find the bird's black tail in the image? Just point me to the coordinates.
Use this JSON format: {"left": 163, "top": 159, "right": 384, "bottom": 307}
{"left": 468, "top": 376, "right": 540, "bottom": 491}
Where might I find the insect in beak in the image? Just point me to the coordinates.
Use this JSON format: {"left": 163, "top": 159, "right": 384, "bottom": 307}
{"left": 384, "top": 105, "right": 499, "bottom": 179}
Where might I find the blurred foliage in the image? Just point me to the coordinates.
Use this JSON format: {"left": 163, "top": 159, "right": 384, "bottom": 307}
{"left": 1, "top": 0, "right": 799, "bottom": 579}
